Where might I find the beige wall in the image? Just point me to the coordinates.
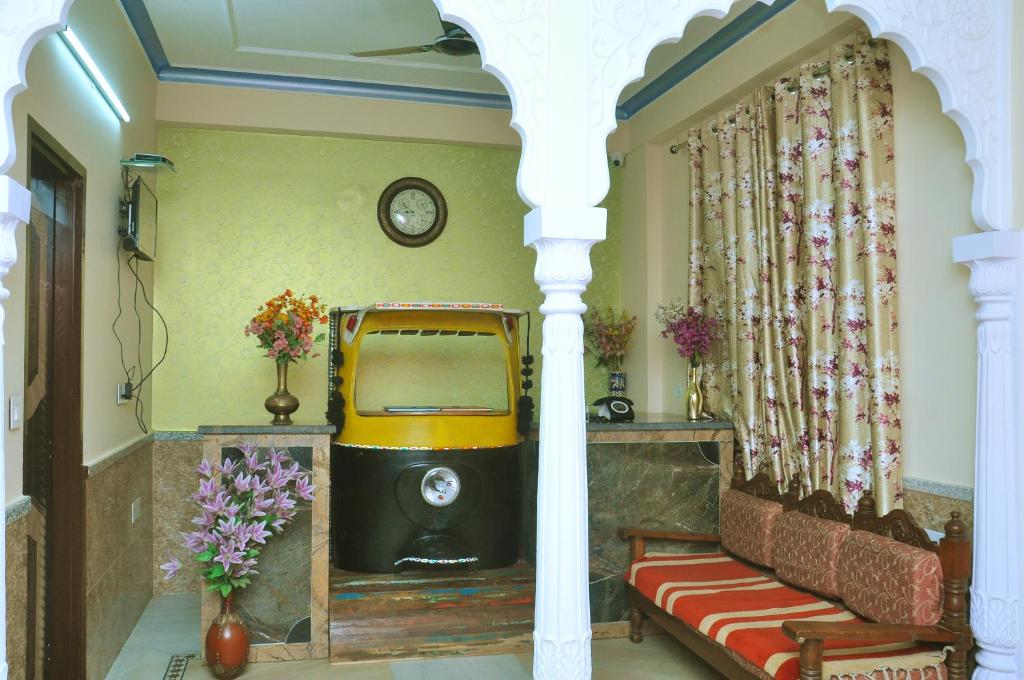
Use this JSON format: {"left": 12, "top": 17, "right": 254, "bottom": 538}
{"left": 156, "top": 81, "right": 630, "bottom": 155}
{"left": 6, "top": 0, "right": 158, "bottom": 501}
{"left": 618, "top": 2, "right": 978, "bottom": 487}
{"left": 890, "top": 49, "right": 976, "bottom": 486}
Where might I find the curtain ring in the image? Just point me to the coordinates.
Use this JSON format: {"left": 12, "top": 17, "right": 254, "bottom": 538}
{"left": 710, "top": 123, "right": 719, "bottom": 133}
{"left": 669, "top": 144, "right": 682, "bottom": 155}
{"left": 844, "top": 51, "right": 855, "bottom": 64}
{"left": 812, "top": 65, "right": 830, "bottom": 79}
{"left": 727, "top": 115, "right": 736, "bottom": 126}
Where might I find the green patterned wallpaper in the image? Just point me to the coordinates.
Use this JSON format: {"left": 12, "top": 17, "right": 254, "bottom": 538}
{"left": 152, "top": 127, "right": 622, "bottom": 430}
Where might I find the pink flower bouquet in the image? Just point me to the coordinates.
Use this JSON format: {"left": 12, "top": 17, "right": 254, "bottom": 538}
{"left": 160, "top": 443, "right": 315, "bottom": 597}
{"left": 583, "top": 307, "right": 638, "bottom": 372}
{"left": 655, "top": 301, "right": 717, "bottom": 366}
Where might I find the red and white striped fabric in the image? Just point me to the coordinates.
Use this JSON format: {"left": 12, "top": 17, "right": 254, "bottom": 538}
{"left": 626, "top": 552, "right": 949, "bottom": 680}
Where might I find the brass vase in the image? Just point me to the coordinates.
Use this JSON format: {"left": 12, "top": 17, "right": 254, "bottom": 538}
{"left": 686, "top": 360, "right": 704, "bottom": 421}
{"left": 264, "top": 361, "right": 299, "bottom": 425}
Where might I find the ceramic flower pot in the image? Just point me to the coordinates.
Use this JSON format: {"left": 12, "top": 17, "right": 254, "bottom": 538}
{"left": 264, "top": 361, "right": 299, "bottom": 425}
{"left": 608, "top": 371, "right": 626, "bottom": 397}
{"left": 205, "top": 592, "right": 249, "bottom": 679}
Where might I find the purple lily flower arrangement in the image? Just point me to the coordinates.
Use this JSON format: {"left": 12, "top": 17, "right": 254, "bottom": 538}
{"left": 160, "top": 443, "right": 315, "bottom": 598}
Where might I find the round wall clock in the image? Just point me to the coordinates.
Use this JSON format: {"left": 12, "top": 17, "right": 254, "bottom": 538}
{"left": 377, "top": 177, "right": 448, "bottom": 247}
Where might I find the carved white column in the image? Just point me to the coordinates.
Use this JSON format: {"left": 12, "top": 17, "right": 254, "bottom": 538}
{"left": 527, "top": 209, "right": 605, "bottom": 680}
{"left": 0, "top": 176, "right": 30, "bottom": 680}
{"left": 954, "top": 231, "right": 1024, "bottom": 680}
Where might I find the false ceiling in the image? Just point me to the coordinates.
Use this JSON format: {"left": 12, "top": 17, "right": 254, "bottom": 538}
{"left": 126, "top": 0, "right": 774, "bottom": 117}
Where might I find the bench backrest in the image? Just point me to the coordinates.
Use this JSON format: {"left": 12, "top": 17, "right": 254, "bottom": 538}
{"left": 727, "top": 454, "right": 970, "bottom": 643}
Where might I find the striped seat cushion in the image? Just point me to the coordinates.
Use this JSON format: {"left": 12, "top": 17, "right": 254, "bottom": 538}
{"left": 626, "top": 553, "right": 949, "bottom": 680}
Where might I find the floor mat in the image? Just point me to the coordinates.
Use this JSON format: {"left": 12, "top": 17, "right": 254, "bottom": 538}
{"left": 391, "top": 654, "right": 531, "bottom": 680}
{"left": 163, "top": 652, "right": 197, "bottom": 680}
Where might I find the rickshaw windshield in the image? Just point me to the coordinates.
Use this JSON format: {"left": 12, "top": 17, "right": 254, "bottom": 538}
{"left": 354, "top": 330, "right": 511, "bottom": 414}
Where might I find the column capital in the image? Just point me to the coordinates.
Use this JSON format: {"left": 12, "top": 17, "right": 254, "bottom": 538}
{"left": 0, "top": 175, "right": 29, "bottom": 328}
{"left": 953, "top": 230, "right": 1024, "bottom": 265}
{"left": 524, "top": 206, "right": 606, "bottom": 246}
{"left": 0, "top": 175, "right": 30, "bottom": 223}
{"left": 953, "top": 231, "right": 1022, "bottom": 323}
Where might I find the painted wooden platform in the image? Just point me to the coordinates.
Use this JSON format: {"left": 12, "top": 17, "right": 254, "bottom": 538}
{"left": 329, "top": 562, "right": 537, "bottom": 662}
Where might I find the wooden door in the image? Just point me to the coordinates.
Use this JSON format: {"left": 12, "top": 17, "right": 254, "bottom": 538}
{"left": 25, "top": 125, "right": 85, "bottom": 680}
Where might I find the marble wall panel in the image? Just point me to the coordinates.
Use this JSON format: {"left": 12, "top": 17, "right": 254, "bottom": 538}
{"left": 904, "top": 488, "right": 974, "bottom": 535}
{"left": 7, "top": 502, "right": 48, "bottom": 680}
{"left": 523, "top": 439, "right": 721, "bottom": 623}
{"left": 152, "top": 439, "right": 204, "bottom": 594}
{"left": 6, "top": 512, "right": 27, "bottom": 680}
{"left": 85, "top": 441, "right": 154, "bottom": 680}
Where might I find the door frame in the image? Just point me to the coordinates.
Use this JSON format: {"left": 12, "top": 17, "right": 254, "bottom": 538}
{"left": 25, "top": 117, "right": 86, "bottom": 680}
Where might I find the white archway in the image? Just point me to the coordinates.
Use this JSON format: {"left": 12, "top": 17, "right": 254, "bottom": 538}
{"left": 0, "top": 1, "right": 1018, "bottom": 679}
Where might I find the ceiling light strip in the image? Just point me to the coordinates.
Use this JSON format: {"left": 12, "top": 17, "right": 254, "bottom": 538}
{"left": 59, "top": 27, "right": 131, "bottom": 123}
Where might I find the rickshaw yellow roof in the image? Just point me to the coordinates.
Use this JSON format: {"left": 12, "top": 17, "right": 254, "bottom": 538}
{"left": 331, "top": 302, "right": 527, "bottom": 316}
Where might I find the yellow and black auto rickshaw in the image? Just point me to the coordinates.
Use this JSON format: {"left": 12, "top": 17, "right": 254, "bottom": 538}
{"left": 326, "top": 302, "right": 533, "bottom": 573}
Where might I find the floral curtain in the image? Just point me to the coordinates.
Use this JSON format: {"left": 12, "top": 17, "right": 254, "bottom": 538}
{"left": 687, "top": 33, "right": 901, "bottom": 514}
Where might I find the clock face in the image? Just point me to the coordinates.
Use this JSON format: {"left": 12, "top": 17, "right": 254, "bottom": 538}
{"left": 377, "top": 177, "right": 448, "bottom": 247}
{"left": 389, "top": 189, "right": 437, "bottom": 236}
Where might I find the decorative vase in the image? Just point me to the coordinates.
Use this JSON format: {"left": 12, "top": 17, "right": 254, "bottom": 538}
{"left": 609, "top": 371, "right": 626, "bottom": 397}
{"left": 686, "top": 361, "right": 704, "bottom": 421}
{"left": 205, "top": 592, "right": 249, "bottom": 679}
{"left": 264, "top": 361, "right": 299, "bottom": 425}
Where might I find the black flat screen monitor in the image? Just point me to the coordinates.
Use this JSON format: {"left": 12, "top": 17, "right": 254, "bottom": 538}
{"left": 120, "top": 177, "right": 157, "bottom": 261}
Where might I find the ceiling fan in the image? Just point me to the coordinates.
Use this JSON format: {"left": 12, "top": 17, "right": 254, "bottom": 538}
{"left": 351, "top": 14, "right": 478, "bottom": 58}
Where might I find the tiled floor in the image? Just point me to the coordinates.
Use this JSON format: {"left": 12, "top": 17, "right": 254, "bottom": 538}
{"left": 108, "top": 594, "right": 722, "bottom": 679}
{"left": 105, "top": 594, "right": 201, "bottom": 680}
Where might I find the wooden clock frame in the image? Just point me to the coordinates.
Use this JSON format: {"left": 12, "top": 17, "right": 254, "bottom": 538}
{"left": 376, "top": 176, "right": 448, "bottom": 248}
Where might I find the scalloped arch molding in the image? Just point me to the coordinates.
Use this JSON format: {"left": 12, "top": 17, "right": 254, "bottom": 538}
{"left": 0, "top": 1, "right": 1017, "bottom": 679}
{"left": 0, "top": 0, "right": 1012, "bottom": 229}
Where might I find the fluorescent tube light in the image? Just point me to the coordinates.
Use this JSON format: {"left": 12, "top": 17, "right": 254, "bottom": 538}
{"left": 59, "top": 27, "right": 131, "bottom": 123}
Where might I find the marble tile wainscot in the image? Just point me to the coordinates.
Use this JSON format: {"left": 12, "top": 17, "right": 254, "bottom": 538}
{"left": 5, "top": 495, "right": 44, "bottom": 680}
{"left": 152, "top": 432, "right": 204, "bottom": 595}
{"left": 84, "top": 435, "right": 155, "bottom": 680}
{"left": 524, "top": 415, "right": 733, "bottom": 624}
{"left": 198, "top": 425, "right": 333, "bottom": 663}
{"left": 903, "top": 477, "right": 974, "bottom": 535}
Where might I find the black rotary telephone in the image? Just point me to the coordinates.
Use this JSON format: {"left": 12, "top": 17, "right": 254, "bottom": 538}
{"left": 591, "top": 396, "right": 635, "bottom": 423}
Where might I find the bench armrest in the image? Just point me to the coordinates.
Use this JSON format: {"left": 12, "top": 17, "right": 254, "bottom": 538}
{"left": 782, "top": 620, "right": 961, "bottom": 645}
{"left": 783, "top": 621, "right": 962, "bottom": 680}
{"left": 617, "top": 528, "right": 721, "bottom": 561}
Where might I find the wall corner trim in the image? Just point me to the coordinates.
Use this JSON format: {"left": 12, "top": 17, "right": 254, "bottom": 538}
{"left": 903, "top": 476, "right": 973, "bottom": 502}
{"left": 4, "top": 495, "right": 30, "bottom": 525}
{"left": 85, "top": 433, "right": 154, "bottom": 478}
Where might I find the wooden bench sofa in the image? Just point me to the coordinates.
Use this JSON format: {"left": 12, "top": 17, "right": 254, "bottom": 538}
{"left": 619, "top": 460, "right": 972, "bottom": 680}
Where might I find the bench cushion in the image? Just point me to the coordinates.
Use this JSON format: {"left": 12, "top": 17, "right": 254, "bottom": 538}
{"left": 720, "top": 489, "right": 783, "bottom": 566}
{"left": 838, "top": 531, "right": 944, "bottom": 626}
{"left": 626, "top": 552, "right": 949, "bottom": 680}
{"left": 771, "top": 511, "right": 850, "bottom": 598}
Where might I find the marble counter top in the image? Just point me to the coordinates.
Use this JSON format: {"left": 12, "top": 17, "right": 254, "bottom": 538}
{"left": 531, "top": 413, "right": 734, "bottom": 446}
{"left": 197, "top": 424, "right": 337, "bottom": 435}
{"left": 585, "top": 413, "right": 733, "bottom": 431}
